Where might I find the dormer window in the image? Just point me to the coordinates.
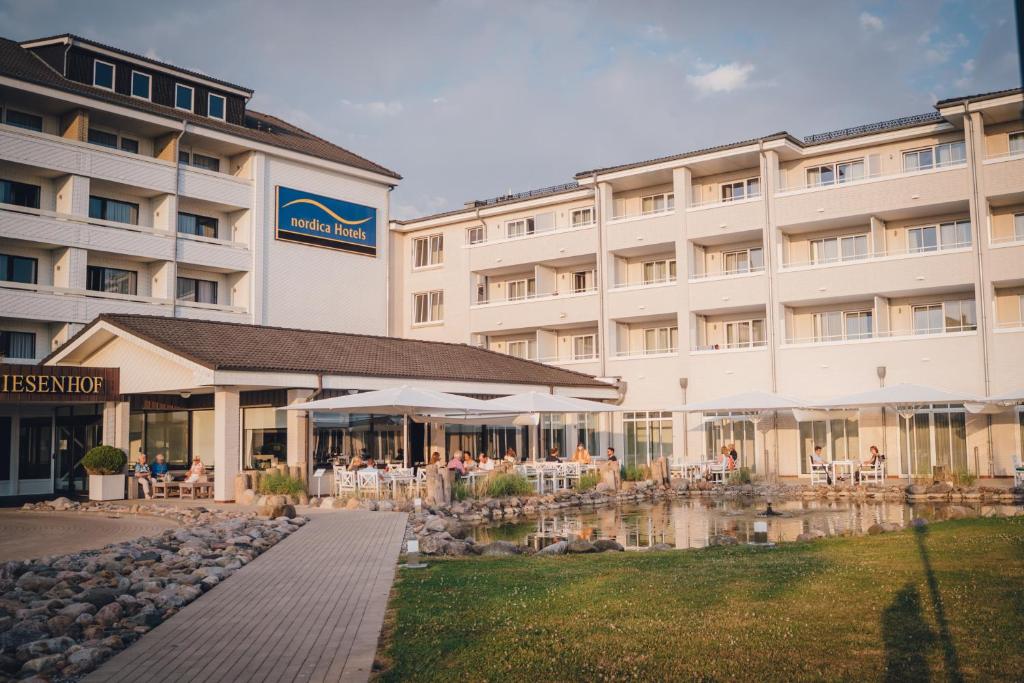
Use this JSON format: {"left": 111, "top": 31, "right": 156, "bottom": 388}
{"left": 93, "top": 60, "right": 115, "bottom": 91}
{"left": 175, "top": 84, "right": 194, "bottom": 112}
{"left": 207, "top": 93, "right": 226, "bottom": 120}
{"left": 130, "top": 71, "right": 151, "bottom": 100}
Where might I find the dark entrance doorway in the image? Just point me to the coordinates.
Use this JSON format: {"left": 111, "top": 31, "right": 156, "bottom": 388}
{"left": 55, "top": 415, "right": 102, "bottom": 496}
{"left": 408, "top": 421, "right": 426, "bottom": 465}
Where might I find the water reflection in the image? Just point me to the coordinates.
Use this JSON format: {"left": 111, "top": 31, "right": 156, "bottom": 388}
{"left": 466, "top": 498, "right": 1024, "bottom": 550}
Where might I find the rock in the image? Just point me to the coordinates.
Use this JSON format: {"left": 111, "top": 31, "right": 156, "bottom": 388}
{"left": 377, "top": 501, "right": 395, "bottom": 512}
{"left": 0, "top": 621, "right": 49, "bottom": 650}
{"left": 423, "top": 517, "right": 447, "bottom": 532}
{"left": 20, "top": 654, "right": 63, "bottom": 675}
{"left": 418, "top": 535, "right": 448, "bottom": 555}
{"left": 536, "top": 541, "right": 568, "bottom": 556}
{"left": 867, "top": 523, "right": 900, "bottom": 535}
{"left": 648, "top": 543, "right": 674, "bottom": 551}
{"left": 444, "top": 541, "right": 471, "bottom": 556}
{"left": 279, "top": 504, "right": 297, "bottom": 519}
{"left": 479, "top": 541, "right": 521, "bottom": 557}
{"left": 17, "top": 636, "right": 74, "bottom": 659}
{"left": 593, "top": 539, "right": 624, "bottom": 552}
{"left": 66, "top": 647, "right": 102, "bottom": 669}
{"left": 796, "top": 530, "right": 827, "bottom": 542}
{"left": 566, "top": 539, "right": 598, "bottom": 554}
{"left": 344, "top": 497, "right": 360, "bottom": 510}
{"left": 319, "top": 497, "right": 335, "bottom": 509}
{"left": 78, "top": 588, "right": 117, "bottom": 608}
{"left": 926, "top": 482, "right": 954, "bottom": 495}
{"left": 258, "top": 503, "right": 285, "bottom": 518}
{"left": 907, "top": 484, "right": 928, "bottom": 495}
{"left": 49, "top": 497, "right": 74, "bottom": 511}
{"left": 238, "top": 489, "right": 257, "bottom": 505}
{"left": 127, "top": 606, "right": 161, "bottom": 628}
{"left": 910, "top": 517, "right": 929, "bottom": 528}
{"left": 16, "top": 573, "right": 57, "bottom": 593}
{"left": 94, "top": 602, "right": 123, "bottom": 627}
{"left": 945, "top": 505, "right": 975, "bottom": 520}
{"left": 45, "top": 615, "right": 77, "bottom": 638}
{"left": 708, "top": 535, "right": 738, "bottom": 546}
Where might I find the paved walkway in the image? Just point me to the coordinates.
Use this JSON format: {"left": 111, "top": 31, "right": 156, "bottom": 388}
{"left": 86, "top": 510, "right": 408, "bottom": 683}
{"left": 0, "top": 511, "right": 178, "bottom": 562}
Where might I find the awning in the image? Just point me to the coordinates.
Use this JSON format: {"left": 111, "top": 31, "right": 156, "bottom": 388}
{"left": 670, "top": 391, "right": 807, "bottom": 412}
{"left": 480, "top": 391, "right": 617, "bottom": 413}
{"left": 280, "top": 385, "right": 496, "bottom": 414}
{"left": 818, "top": 383, "right": 981, "bottom": 408}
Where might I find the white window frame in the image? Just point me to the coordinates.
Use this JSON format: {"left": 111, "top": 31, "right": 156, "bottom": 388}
{"left": 175, "top": 84, "right": 195, "bottom": 112}
{"left": 1010, "top": 131, "right": 1024, "bottom": 155}
{"left": 506, "top": 340, "right": 532, "bottom": 359}
{"left": 722, "top": 247, "right": 764, "bottom": 274}
{"left": 902, "top": 141, "right": 965, "bottom": 172}
{"left": 642, "top": 325, "right": 678, "bottom": 354}
{"left": 912, "top": 300, "right": 976, "bottom": 335}
{"left": 130, "top": 70, "right": 151, "bottom": 100}
{"left": 466, "top": 225, "right": 485, "bottom": 245}
{"left": 806, "top": 158, "right": 865, "bottom": 187}
{"left": 720, "top": 177, "right": 760, "bottom": 202}
{"left": 413, "top": 290, "right": 444, "bottom": 325}
{"left": 844, "top": 310, "right": 873, "bottom": 340}
{"left": 412, "top": 233, "right": 444, "bottom": 269}
{"left": 724, "top": 319, "right": 766, "bottom": 348}
{"left": 907, "top": 219, "right": 971, "bottom": 253}
{"left": 571, "top": 334, "right": 597, "bottom": 360}
{"left": 207, "top": 93, "right": 227, "bottom": 120}
{"left": 93, "top": 59, "right": 116, "bottom": 91}
{"left": 506, "top": 277, "right": 535, "bottom": 301}
{"left": 571, "top": 269, "right": 595, "bottom": 293}
{"left": 570, "top": 207, "right": 595, "bottom": 227}
{"left": 641, "top": 192, "right": 675, "bottom": 215}
{"left": 812, "top": 309, "right": 872, "bottom": 342}
{"left": 642, "top": 258, "right": 677, "bottom": 284}
{"left": 810, "top": 233, "right": 869, "bottom": 264}
{"left": 1015, "top": 213, "right": 1024, "bottom": 242}
{"left": 505, "top": 218, "right": 535, "bottom": 239}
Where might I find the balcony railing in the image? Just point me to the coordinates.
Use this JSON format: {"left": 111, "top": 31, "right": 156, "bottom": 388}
{"left": 687, "top": 192, "right": 762, "bottom": 210}
{"left": 689, "top": 265, "right": 765, "bottom": 280}
{"left": 783, "top": 326, "right": 977, "bottom": 345}
{"left": 994, "top": 321, "right": 1024, "bottom": 331}
{"left": 983, "top": 149, "right": 1024, "bottom": 163}
{"left": 990, "top": 234, "right": 1024, "bottom": 247}
{"left": 691, "top": 340, "right": 768, "bottom": 352}
{"left": 465, "top": 221, "right": 596, "bottom": 247}
{"left": 609, "top": 276, "right": 678, "bottom": 289}
{"left": 473, "top": 286, "right": 597, "bottom": 306}
{"left": 612, "top": 347, "right": 678, "bottom": 358}
{"left": 777, "top": 159, "right": 967, "bottom": 194}
{"left": 0, "top": 279, "right": 246, "bottom": 313}
{"left": 781, "top": 242, "right": 971, "bottom": 269}
{"left": 609, "top": 206, "right": 675, "bottom": 222}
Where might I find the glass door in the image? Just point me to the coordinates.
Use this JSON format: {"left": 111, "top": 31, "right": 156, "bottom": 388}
{"left": 55, "top": 416, "right": 102, "bottom": 496}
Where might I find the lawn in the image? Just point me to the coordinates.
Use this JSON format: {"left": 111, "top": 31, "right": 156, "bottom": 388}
{"left": 376, "top": 517, "right": 1024, "bottom": 682}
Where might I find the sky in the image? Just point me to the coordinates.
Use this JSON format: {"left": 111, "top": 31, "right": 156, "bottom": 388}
{"left": 0, "top": 0, "right": 1018, "bottom": 219}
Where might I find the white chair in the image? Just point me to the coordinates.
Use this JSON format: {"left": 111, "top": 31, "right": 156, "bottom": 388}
{"left": 857, "top": 456, "right": 886, "bottom": 485}
{"left": 334, "top": 467, "right": 357, "bottom": 496}
{"left": 705, "top": 459, "right": 727, "bottom": 484}
{"left": 564, "top": 462, "right": 581, "bottom": 487}
{"left": 1014, "top": 456, "right": 1024, "bottom": 488}
{"left": 809, "top": 457, "right": 831, "bottom": 486}
{"left": 357, "top": 469, "right": 381, "bottom": 498}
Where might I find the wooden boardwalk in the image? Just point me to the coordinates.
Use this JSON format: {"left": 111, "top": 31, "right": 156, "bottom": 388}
{"left": 86, "top": 510, "right": 408, "bottom": 683}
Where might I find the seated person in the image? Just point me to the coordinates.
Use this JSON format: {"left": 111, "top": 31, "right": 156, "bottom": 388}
{"left": 151, "top": 453, "right": 169, "bottom": 480}
{"left": 503, "top": 447, "right": 518, "bottom": 464}
{"left": 348, "top": 454, "right": 365, "bottom": 471}
{"left": 429, "top": 451, "right": 442, "bottom": 465}
{"left": 606, "top": 447, "right": 617, "bottom": 462}
{"left": 185, "top": 457, "right": 207, "bottom": 483}
{"left": 572, "top": 443, "right": 591, "bottom": 465}
{"left": 810, "top": 446, "right": 832, "bottom": 485}
{"left": 362, "top": 457, "right": 378, "bottom": 470}
{"left": 462, "top": 452, "right": 477, "bottom": 471}
{"left": 447, "top": 451, "right": 466, "bottom": 476}
{"left": 478, "top": 452, "right": 495, "bottom": 471}
{"left": 855, "top": 445, "right": 884, "bottom": 482}
{"left": 133, "top": 453, "right": 152, "bottom": 499}
{"left": 545, "top": 447, "right": 561, "bottom": 463}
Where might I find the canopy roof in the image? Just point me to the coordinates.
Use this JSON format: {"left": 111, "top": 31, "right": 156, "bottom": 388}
{"left": 480, "top": 391, "right": 617, "bottom": 413}
{"left": 672, "top": 391, "right": 807, "bottom": 412}
{"left": 818, "top": 383, "right": 980, "bottom": 408}
{"left": 281, "top": 385, "right": 494, "bottom": 415}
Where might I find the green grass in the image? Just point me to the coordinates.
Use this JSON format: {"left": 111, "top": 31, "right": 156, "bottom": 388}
{"left": 620, "top": 464, "right": 645, "bottom": 481}
{"left": 484, "top": 473, "right": 534, "bottom": 498}
{"left": 577, "top": 472, "right": 601, "bottom": 491}
{"left": 256, "top": 471, "right": 305, "bottom": 495}
{"left": 376, "top": 517, "right": 1024, "bottom": 682}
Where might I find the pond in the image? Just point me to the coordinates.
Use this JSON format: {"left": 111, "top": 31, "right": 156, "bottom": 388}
{"left": 464, "top": 497, "right": 1024, "bottom": 550}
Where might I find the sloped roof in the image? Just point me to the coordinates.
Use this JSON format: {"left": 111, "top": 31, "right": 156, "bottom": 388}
{"left": 56, "top": 314, "right": 612, "bottom": 389}
{"left": 0, "top": 35, "right": 400, "bottom": 180}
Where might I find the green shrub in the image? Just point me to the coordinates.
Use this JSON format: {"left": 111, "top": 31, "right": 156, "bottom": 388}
{"left": 954, "top": 469, "right": 977, "bottom": 487}
{"left": 257, "top": 471, "right": 306, "bottom": 495}
{"left": 577, "top": 472, "right": 601, "bottom": 491}
{"left": 484, "top": 473, "right": 533, "bottom": 498}
{"left": 452, "top": 479, "right": 471, "bottom": 501}
{"left": 728, "top": 467, "right": 753, "bottom": 485}
{"left": 620, "top": 464, "right": 645, "bottom": 482}
{"left": 81, "top": 445, "right": 127, "bottom": 475}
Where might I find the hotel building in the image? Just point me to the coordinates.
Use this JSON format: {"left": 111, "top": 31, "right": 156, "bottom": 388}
{"left": 391, "top": 88, "right": 1024, "bottom": 480}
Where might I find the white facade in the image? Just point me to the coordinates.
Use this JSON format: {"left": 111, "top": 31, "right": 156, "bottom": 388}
{"left": 392, "top": 90, "right": 1024, "bottom": 479}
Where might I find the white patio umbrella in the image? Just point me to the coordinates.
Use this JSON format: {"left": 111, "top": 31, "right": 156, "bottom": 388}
{"left": 668, "top": 390, "right": 807, "bottom": 412}
{"left": 480, "top": 392, "right": 617, "bottom": 461}
{"left": 818, "top": 383, "right": 981, "bottom": 408}
{"left": 281, "top": 385, "right": 498, "bottom": 466}
{"left": 985, "top": 387, "right": 1024, "bottom": 404}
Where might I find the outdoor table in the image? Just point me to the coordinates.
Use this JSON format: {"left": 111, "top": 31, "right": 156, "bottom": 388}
{"left": 463, "top": 470, "right": 487, "bottom": 494}
{"left": 179, "top": 480, "right": 214, "bottom": 499}
{"left": 829, "top": 460, "right": 855, "bottom": 483}
{"left": 152, "top": 480, "right": 180, "bottom": 498}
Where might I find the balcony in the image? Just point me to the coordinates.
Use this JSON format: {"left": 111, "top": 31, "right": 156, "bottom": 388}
{"left": 688, "top": 268, "right": 767, "bottom": 311}
{"left": 992, "top": 324, "right": 1024, "bottom": 390}
{"left": 541, "top": 356, "right": 602, "bottom": 377}
{"left": 685, "top": 195, "right": 764, "bottom": 240}
{"left": 0, "top": 203, "right": 174, "bottom": 260}
{"left": 776, "top": 247, "right": 974, "bottom": 302}
{"left": 774, "top": 162, "right": 969, "bottom": 227}
{"left": 178, "top": 165, "right": 251, "bottom": 209}
{"left": 0, "top": 280, "right": 174, "bottom": 324}
{"left": 605, "top": 209, "right": 677, "bottom": 252}
{"left": 176, "top": 232, "right": 250, "bottom": 271}
{"left": 469, "top": 289, "right": 599, "bottom": 333}
{"left": 606, "top": 279, "right": 679, "bottom": 319}
{"left": 982, "top": 151, "right": 1024, "bottom": 199}
{"left": 175, "top": 300, "right": 249, "bottom": 323}
{"left": 466, "top": 222, "right": 597, "bottom": 269}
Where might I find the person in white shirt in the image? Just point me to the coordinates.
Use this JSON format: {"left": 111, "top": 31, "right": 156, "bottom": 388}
{"left": 478, "top": 453, "right": 495, "bottom": 471}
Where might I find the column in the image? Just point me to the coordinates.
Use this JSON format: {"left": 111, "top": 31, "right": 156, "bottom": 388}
{"left": 52, "top": 247, "right": 87, "bottom": 290}
{"left": 104, "top": 400, "right": 132, "bottom": 496}
{"left": 286, "top": 389, "right": 312, "bottom": 478}
{"left": 213, "top": 388, "right": 240, "bottom": 502}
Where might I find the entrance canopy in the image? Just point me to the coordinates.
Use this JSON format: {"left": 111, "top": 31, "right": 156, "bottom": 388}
{"left": 818, "top": 383, "right": 980, "bottom": 408}
{"left": 670, "top": 391, "right": 807, "bottom": 412}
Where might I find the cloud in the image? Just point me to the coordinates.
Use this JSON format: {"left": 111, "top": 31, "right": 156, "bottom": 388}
{"left": 924, "top": 32, "right": 970, "bottom": 64}
{"left": 954, "top": 58, "right": 976, "bottom": 89}
{"left": 686, "top": 62, "right": 755, "bottom": 94}
{"left": 642, "top": 24, "right": 666, "bottom": 41}
{"left": 341, "top": 99, "right": 404, "bottom": 117}
{"left": 859, "top": 12, "right": 884, "bottom": 33}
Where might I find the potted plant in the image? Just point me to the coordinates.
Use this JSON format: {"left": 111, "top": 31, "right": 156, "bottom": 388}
{"left": 82, "top": 445, "right": 128, "bottom": 501}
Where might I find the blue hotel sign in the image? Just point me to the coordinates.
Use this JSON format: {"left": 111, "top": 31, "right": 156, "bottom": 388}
{"left": 275, "top": 186, "right": 377, "bottom": 256}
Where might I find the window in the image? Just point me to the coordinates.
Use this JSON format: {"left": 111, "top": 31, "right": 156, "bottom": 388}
{"left": 641, "top": 192, "right": 674, "bottom": 214}
{"left": 178, "top": 151, "right": 221, "bottom": 172}
{"left": 705, "top": 415, "right": 756, "bottom": 470}
{"left": 244, "top": 407, "right": 287, "bottom": 470}
{"left": 903, "top": 141, "right": 965, "bottom": 171}
{"left": 723, "top": 247, "right": 764, "bottom": 274}
{"left": 913, "top": 300, "right": 976, "bottom": 335}
{"left": 0, "top": 179, "right": 41, "bottom": 209}
{"left": 799, "top": 419, "right": 859, "bottom": 474}
{"left": 18, "top": 417, "right": 51, "bottom": 480}
{"left": 177, "top": 212, "right": 219, "bottom": 239}
{"left": 120, "top": 137, "right": 139, "bottom": 154}
{"left": 643, "top": 326, "right": 678, "bottom": 353}
{"left": 87, "top": 128, "right": 118, "bottom": 149}
{"left": 505, "top": 218, "right": 535, "bottom": 239}
{"left": 812, "top": 310, "right": 872, "bottom": 342}
{"left": 642, "top": 258, "right": 676, "bottom": 284}
{"left": 908, "top": 220, "right": 971, "bottom": 253}
{"left": 725, "top": 319, "right": 766, "bottom": 348}
{"left": 810, "top": 234, "right": 869, "bottom": 264}
{"left": 413, "top": 290, "right": 443, "bottom": 324}
{"left": 93, "top": 60, "right": 115, "bottom": 90}
{"left": 506, "top": 340, "right": 533, "bottom": 359}
{"left": 570, "top": 207, "right": 595, "bottom": 227}
{"left": 89, "top": 196, "right": 139, "bottom": 225}
{"left": 845, "top": 310, "right": 873, "bottom": 339}
{"left": 572, "top": 334, "right": 597, "bottom": 360}
{"left": 207, "top": 93, "right": 226, "bottom": 120}
{"left": 130, "top": 71, "right": 151, "bottom": 99}
{"left": 806, "top": 159, "right": 864, "bottom": 187}
{"left": 466, "top": 225, "right": 485, "bottom": 245}
{"left": 720, "top": 177, "right": 760, "bottom": 202}
{"left": 175, "top": 84, "right": 194, "bottom": 111}
{"left": 0, "top": 331, "right": 35, "bottom": 359}
{"left": 900, "top": 405, "right": 967, "bottom": 476}
{"left": 623, "top": 411, "right": 673, "bottom": 468}
{"left": 1010, "top": 132, "right": 1024, "bottom": 154}
{"left": 3, "top": 108, "right": 43, "bottom": 132}
{"left": 86, "top": 266, "right": 137, "bottom": 295}
{"left": 571, "top": 270, "right": 595, "bottom": 293}
{"left": 506, "top": 278, "right": 535, "bottom": 301}
{"left": 413, "top": 234, "right": 444, "bottom": 268}
{"left": 177, "top": 277, "right": 218, "bottom": 304}
{"left": 0, "top": 254, "right": 38, "bottom": 284}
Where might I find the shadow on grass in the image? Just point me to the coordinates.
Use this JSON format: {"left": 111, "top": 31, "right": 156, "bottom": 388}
{"left": 881, "top": 526, "right": 964, "bottom": 683}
